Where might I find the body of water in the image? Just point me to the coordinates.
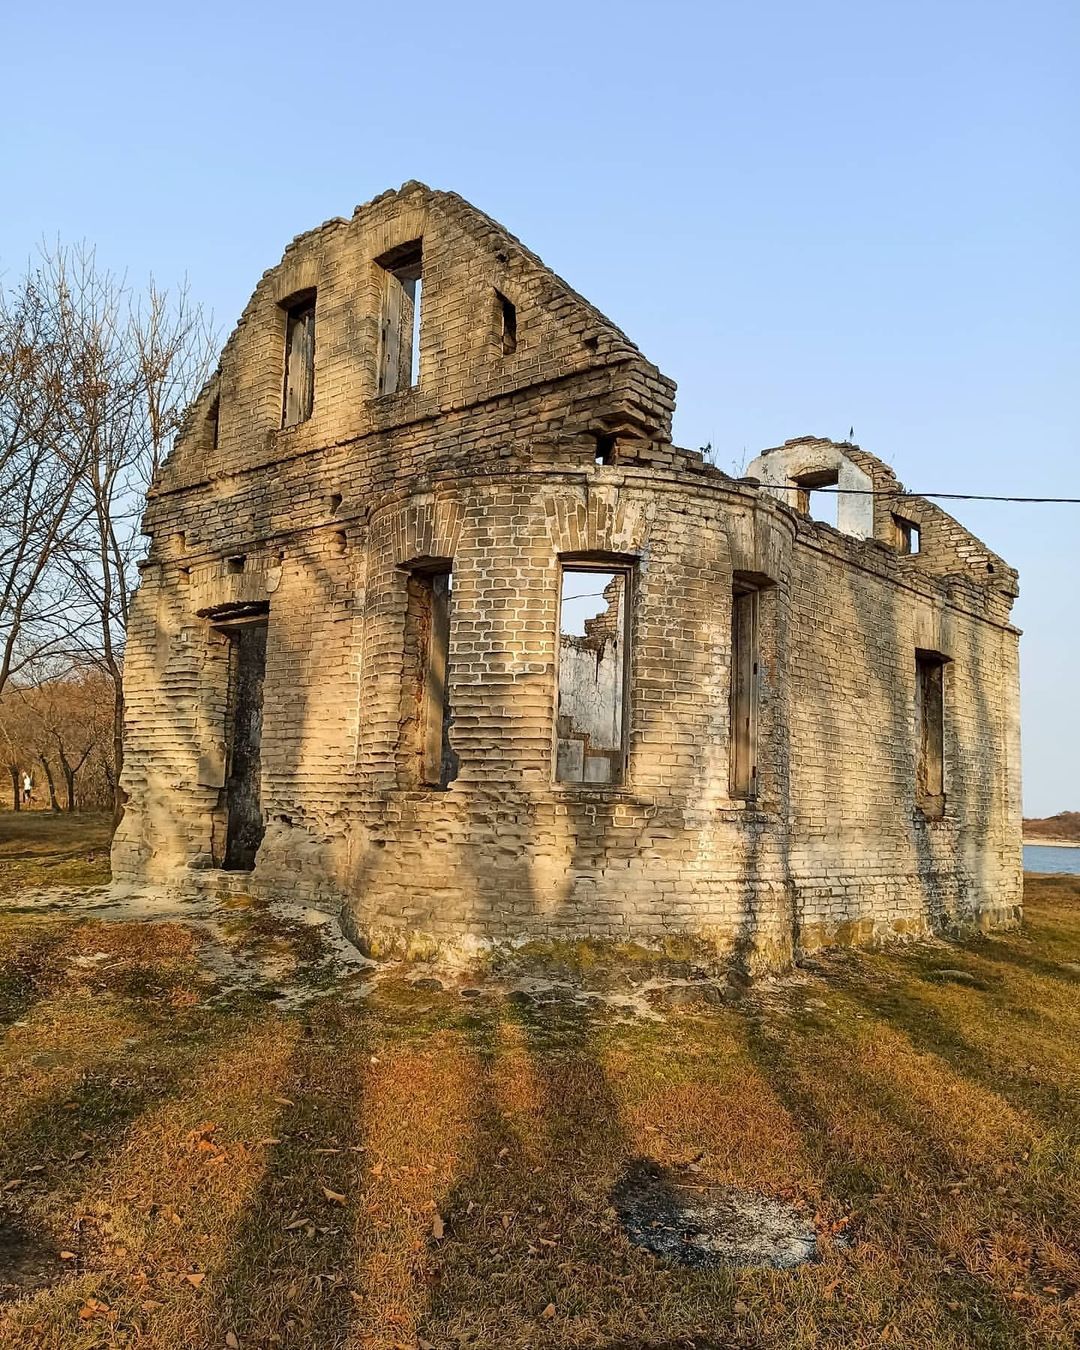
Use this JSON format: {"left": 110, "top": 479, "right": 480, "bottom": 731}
{"left": 1024, "top": 844, "right": 1080, "bottom": 875}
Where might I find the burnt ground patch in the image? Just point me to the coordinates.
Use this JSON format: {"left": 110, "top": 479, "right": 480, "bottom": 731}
{"left": 0, "top": 1211, "right": 66, "bottom": 1302}
{"left": 612, "top": 1159, "right": 819, "bottom": 1270}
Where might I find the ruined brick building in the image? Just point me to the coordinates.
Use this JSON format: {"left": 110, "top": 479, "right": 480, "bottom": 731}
{"left": 112, "top": 182, "right": 1023, "bottom": 970}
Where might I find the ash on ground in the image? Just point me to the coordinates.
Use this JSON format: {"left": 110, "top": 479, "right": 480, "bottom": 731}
{"left": 612, "top": 1160, "right": 819, "bottom": 1270}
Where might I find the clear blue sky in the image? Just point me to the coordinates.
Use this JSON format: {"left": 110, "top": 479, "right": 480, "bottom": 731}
{"left": 2, "top": 1, "right": 1076, "bottom": 814}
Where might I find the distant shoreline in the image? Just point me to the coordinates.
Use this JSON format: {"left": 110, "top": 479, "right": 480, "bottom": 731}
{"left": 1024, "top": 838, "right": 1080, "bottom": 849}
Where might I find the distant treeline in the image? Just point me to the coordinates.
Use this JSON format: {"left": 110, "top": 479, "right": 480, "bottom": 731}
{"left": 1023, "top": 812, "right": 1080, "bottom": 842}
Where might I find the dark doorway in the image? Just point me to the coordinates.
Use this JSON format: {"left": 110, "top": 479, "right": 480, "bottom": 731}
{"left": 221, "top": 616, "right": 268, "bottom": 870}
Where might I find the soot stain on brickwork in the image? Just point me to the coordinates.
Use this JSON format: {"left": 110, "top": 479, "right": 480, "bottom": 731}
{"left": 112, "top": 181, "right": 1023, "bottom": 973}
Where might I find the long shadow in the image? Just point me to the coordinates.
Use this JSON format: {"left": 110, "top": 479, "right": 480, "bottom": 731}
{"left": 176, "top": 1001, "right": 373, "bottom": 1349}
{"left": 955, "top": 933, "right": 1080, "bottom": 989}
{"left": 417, "top": 997, "right": 772, "bottom": 1350}
{"left": 739, "top": 1007, "right": 1036, "bottom": 1348}
{"left": 836, "top": 969, "right": 1080, "bottom": 1162}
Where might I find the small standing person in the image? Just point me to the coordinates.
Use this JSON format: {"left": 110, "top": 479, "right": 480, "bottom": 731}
{"left": 21, "top": 772, "right": 32, "bottom": 806}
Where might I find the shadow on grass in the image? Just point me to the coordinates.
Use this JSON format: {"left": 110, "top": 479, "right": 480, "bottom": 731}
{"left": 181, "top": 1004, "right": 375, "bottom": 1348}
{"left": 739, "top": 1007, "right": 1039, "bottom": 1349}
{"left": 0, "top": 925, "right": 89, "bottom": 1032}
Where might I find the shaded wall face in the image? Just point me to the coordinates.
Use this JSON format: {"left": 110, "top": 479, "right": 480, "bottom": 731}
{"left": 785, "top": 538, "right": 1022, "bottom": 946}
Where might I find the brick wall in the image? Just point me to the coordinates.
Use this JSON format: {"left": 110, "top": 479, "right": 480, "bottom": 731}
{"left": 112, "top": 185, "right": 1022, "bottom": 971}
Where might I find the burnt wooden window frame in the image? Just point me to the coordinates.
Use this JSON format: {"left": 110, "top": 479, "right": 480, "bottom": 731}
{"left": 553, "top": 553, "right": 635, "bottom": 789}
{"left": 281, "top": 290, "right": 316, "bottom": 428}
{"left": 915, "top": 649, "right": 948, "bottom": 819}
{"left": 496, "top": 289, "right": 517, "bottom": 356}
{"left": 729, "top": 582, "right": 761, "bottom": 801}
{"left": 375, "top": 240, "right": 423, "bottom": 397}
{"left": 792, "top": 468, "right": 840, "bottom": 523}
{"left": 893, "top": 513, "right": 921, "bottom": 555}
{"left": 400, "top": 557, "right": 457, "bottom": 789}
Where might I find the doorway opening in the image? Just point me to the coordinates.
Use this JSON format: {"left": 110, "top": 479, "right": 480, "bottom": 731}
{"left": 214, "top": 607, "right": 268, "bottom": 870}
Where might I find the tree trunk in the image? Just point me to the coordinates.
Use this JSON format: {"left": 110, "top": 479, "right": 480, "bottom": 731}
{"left": 62, "top": 762, "right": 76, "bottom": 812}
{"left": 37, "top": 754, "right": 61, "bottom": 812}
{"left": 9, "top": 765, "right": 19, "bottom": 812}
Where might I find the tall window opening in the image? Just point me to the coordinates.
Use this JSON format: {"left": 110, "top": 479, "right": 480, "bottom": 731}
{"left": 403, "top": 561, "right": 457, "bottom": 788}
{"left": 915, "top": 651, "right": 946, "bottom": 818}
{"left": 894, "top": 514, "right": 921, "bottom": 555}
{"left": 281, "top": 292, "right": 316, "bottom": 427}
{"left": 793, "top": 470, "right": 840, "bottom": 528}
{"left": 556, "top": 561, "right": 632, "bottom": 785}
{"left": 376, "top": 241, "right": 423, "bottom": 395}
{"left": 729, "top": 584, "right": 760, "bottom": 799}
{"left": 496, "top": 290, "right": 517, "bottom": 355}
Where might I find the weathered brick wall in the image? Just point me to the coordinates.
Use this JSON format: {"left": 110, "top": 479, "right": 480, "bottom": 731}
{"left": 112, "top": 184, "right": 1022, "bottom": 971}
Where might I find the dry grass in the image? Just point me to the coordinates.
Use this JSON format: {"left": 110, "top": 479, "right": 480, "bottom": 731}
{"left": 0, "top": 811, "right": 111, "bottom": 896}
{"left": 0, "top": 817, "right": 1078, "bottom": 1347}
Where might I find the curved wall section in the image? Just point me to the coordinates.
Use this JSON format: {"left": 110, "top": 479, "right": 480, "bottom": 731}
{"left": 113, "top": 184, "right": 1022, "bottom": 971}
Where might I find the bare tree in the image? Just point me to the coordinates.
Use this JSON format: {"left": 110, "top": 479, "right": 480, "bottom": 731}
{"left": 0, "top": 246, "right": 214, "bottom": 823}
{"left": 0, "top": 271, "right": 90, "bottom": 697}
{"left": 0, "top": 694, "right": 33, "bottom": 811}
{"left": 65, "top": 260, "right": 214, "bottom": 822}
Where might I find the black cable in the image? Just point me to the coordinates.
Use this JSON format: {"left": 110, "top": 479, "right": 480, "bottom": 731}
{"left": 759, "top": 485, "right": 1080, "bottom": 503}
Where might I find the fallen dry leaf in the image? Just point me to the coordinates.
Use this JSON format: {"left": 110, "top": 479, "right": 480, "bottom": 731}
{"left": 322, "top": 1186, "right": 347, "bottom": 1204}
{"left": 59, "top": 1250, "right": 77, "bottom": 1261}
{"left": 273, "top": 1096, "right": 294, "bottom": 1106}
{"left": 285, "top": 1217, "right": 311, "bottom": 1231}
{"left": 78, "top": 1298, "right": 110, "bottom": 1319}
{"left": 184, "top": 1272, "right": 206, "bottom": 1288}
{"left": 541, "top": 1302, "right": 556, "bottom": 1319}
{"left": 432, "top": 1213, "right": 445, "bottom": 1240}
{"left": 225, "top": 1333, "right": 240, "bottom": 1349}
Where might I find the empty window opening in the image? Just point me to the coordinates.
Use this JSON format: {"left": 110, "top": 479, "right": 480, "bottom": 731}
{"left": 594, "top": 431, "right": 617, "bottom": 465}
{"left": 496, "top": 290, "right": 517, "bottom": 355}
{"left": 376, "top": 241, "right": 423, "bottom": 396}
{"left": 207, "top": 396, "right": 220, "bottom": 450}
{"left": 894, "top": 514, "right": 921, "bottom": 555}
{"left": 227, "top": 555, "right": 246, "bottom": 575}
{"left": 329, "top": 492, "right": 343, "bottom": 515}
{"left": 556, "top": 564, "right": 631, "bottom": 785}
{"left": 794, "top": 470, "right": 840, "bottom": 528}
{"left": 403, "top": 563, "right": 458, "bottom": 788}
{"left": 332, "top": 530, "right": 348, "bottom": 555}
{"left": 178, "top": 566, "right": 191, "bottom": 587}
{"left": 214, "top": 608, "right": 269, "bottom": 871}
{"left": 729, "top": 586, "right": 760, "bottom": 799}
{"left": 916, "top": 651, "right": 946, "bottom": 819}
{"left": 281, "top": 291, "right": 316, "bottom": 427}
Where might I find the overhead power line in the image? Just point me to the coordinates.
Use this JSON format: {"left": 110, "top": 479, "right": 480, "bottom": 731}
{"left": 758, "top": 485, "right": 1080, "bottom": 504}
